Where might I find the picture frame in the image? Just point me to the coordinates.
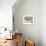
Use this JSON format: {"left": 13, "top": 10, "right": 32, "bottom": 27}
{"left": 23, "top": 15, "right": 34, "bottom": 24}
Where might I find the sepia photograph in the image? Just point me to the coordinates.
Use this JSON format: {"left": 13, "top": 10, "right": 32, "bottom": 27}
{"left": 23, "top": 15, "right": 34, "bottom": 24}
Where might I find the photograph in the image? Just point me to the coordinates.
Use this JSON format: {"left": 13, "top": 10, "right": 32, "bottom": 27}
{"left": 23, "top": 15, "right": 34, "bottom": 24}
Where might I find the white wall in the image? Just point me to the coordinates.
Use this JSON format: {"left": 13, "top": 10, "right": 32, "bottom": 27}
{"left": 41, "top": 0, "right": 46, "bottom": 46}
{"left": 0, "top": 0, "right": 16, "bottom": 30}
{"left": 13, "top": 0, "right": 41, "bottom": 46}
{"left": 14, "top": 0, "right": 46, "bottom": 46}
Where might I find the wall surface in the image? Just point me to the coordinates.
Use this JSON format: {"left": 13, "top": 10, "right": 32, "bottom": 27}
{"left": 13, "top": 0, "right": 41, "bottom": 46}
{"left": 41, "top": 0, "right": 46, "bottom": 46}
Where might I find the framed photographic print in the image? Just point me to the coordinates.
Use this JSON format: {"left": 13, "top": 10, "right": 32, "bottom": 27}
{"left": 23, "top": 15, "right": 34, "bottom": 24}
